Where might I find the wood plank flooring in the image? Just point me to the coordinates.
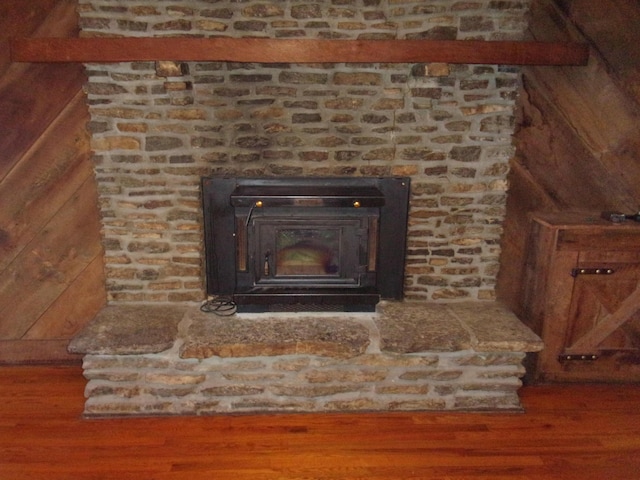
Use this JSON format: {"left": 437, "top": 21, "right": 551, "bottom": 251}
{"left": 1, "top": 366, "right": 640, "bottom": 479}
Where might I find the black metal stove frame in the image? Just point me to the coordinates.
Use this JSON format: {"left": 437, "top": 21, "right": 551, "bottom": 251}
{"left": 201, "top": 176, "right": 410, "bottom": 312}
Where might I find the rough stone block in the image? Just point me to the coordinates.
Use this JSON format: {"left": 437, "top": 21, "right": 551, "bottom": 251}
{"left": 448, "top": 302, "right": 544, "bottom": 352}
{"left": 68, "top": 304, "right": 187, "bottom": 355}
{"left": 377, "top": 302, "right": 472, "bottom": 353}
{"left": 180, "top": 310, "right": 370, "bottom": 359}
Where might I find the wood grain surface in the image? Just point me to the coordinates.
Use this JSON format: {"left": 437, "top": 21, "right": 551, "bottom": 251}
{"left": 1, "top": 366, "right": 639, "bottom": 479}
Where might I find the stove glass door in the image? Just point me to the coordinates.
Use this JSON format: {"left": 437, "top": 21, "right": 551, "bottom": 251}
{"left": 275, "top": 228, "right": 340, "bottom": 277}
{"left": 247, "top": 213, "right": 376, "bottom": 289}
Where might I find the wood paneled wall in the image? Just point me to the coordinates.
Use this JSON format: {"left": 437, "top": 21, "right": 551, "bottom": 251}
{"left": 0, "top": 0, "right": 106, "bottom": 363}
{"left": 497, "top": 0, "right": 640, "bottom": 316}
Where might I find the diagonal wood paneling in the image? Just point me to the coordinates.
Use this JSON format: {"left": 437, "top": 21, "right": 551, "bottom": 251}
{"left": 0, "top": 0, "right": 105, "bottom": 364}
{"left": 0, "top": 91, "right": 93, "bottom": 271}
{"left": 0, "top": 0, "right": 61, "bottom": 76}
{"left": 0, "top": 176, "right": 104, "bottom": 338}
{"left": 497, "top": 0, "right": 640, "bottom": 319}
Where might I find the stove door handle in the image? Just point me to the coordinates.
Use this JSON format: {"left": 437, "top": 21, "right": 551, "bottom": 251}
{"left": 263, "top": 251, "right": 271, "bottom": 277}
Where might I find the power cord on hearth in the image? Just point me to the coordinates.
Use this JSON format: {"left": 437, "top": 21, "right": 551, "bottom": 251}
{"left": 200, "top": 296, "right": 237, "bottom": 316}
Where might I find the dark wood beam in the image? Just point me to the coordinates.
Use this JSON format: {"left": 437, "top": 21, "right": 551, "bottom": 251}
{"left": 9, "top": 37, "right": 589, "bottom": 66}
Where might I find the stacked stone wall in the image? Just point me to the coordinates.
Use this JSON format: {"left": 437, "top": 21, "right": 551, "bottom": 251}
{"left": 81, "top": 349, "right": 527, "bottom": 415}
{"left": 79, "top": 0, "right": 530, "bottom": 303}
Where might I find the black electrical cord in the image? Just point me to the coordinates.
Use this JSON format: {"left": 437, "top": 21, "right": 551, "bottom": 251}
{"left": 200, "top": 296, "right": 237, "bottom": 316}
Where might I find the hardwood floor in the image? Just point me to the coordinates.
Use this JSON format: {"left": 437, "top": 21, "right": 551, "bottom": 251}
{"left": 1, "top": 366, "right": 640, "bottom": 479}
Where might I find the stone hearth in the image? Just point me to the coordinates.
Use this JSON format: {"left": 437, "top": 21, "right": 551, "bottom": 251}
{"left": 69, "top": 301, "right": 542, "bottom": 416}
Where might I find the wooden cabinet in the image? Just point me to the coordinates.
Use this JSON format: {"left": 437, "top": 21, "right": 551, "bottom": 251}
{"left": 523, "top": 212, "right": 640, "bottom": 382}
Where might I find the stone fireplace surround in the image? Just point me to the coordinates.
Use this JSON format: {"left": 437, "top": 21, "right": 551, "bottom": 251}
{"left": 72, "top": 1, "right": 543, "bottom": 415}
{"left": 82, "top": 0, "right": 529, "bottom": 304}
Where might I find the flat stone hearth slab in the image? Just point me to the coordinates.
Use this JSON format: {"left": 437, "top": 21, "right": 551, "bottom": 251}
{"left": 68, "top": 304, "right": 187, "bottom": 355}
{"left": 70, "top": 301, "right": 543, "bottom": 357}
{"left": 449, "top": 302, "right": 543, "bottom": 352}
{"left": 376, "top": 302, "right": 472, "bottom": 353}
{"left": 180, "top": 311, "right": 371, "bottom": 359}
{"left": 376, "top": 302, "right": 543, "bottom": 354}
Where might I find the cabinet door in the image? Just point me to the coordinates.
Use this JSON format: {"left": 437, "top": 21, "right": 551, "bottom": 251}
{"left": 565, "top": 261, "right": 640, "bottom": 355}
{"left": 546, "top": 250, "right": 640, "bottom": 382}
{"left": 526, "top": 217, "right": 640, "bottom": 382}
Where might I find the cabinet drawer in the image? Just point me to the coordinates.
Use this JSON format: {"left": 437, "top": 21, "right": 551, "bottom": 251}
{"left": 558, "top": 229, "right": 640, "bottom": 251}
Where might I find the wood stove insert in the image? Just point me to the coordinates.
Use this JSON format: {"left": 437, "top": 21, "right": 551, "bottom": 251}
{"left": 202, "top": 176, "right": 410, "bottom": 312}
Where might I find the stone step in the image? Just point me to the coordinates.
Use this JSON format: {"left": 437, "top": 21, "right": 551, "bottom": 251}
{"left": 69, "top": 301, "right": 543, "bottom": 358}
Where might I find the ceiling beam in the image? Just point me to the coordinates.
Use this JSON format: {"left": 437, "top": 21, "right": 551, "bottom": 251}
{"left": 9, "top": 37, "right": 589, "bottom": 66}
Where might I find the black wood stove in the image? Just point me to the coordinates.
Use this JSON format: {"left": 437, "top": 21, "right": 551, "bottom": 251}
{"left": 201, "top": 176, "right": 410, "bottom": 312}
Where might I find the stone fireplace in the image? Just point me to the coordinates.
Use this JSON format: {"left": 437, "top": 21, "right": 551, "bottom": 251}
{"left": 70, "top": 0, "right": 543, "bottom": 416}
{"left": 81, "top": 0, "right": 527, "bottom": 304}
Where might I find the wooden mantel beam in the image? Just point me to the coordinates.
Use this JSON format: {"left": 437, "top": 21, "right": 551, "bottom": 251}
{"left": 9, "top": 37, "right": 589, "bottom": 66}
